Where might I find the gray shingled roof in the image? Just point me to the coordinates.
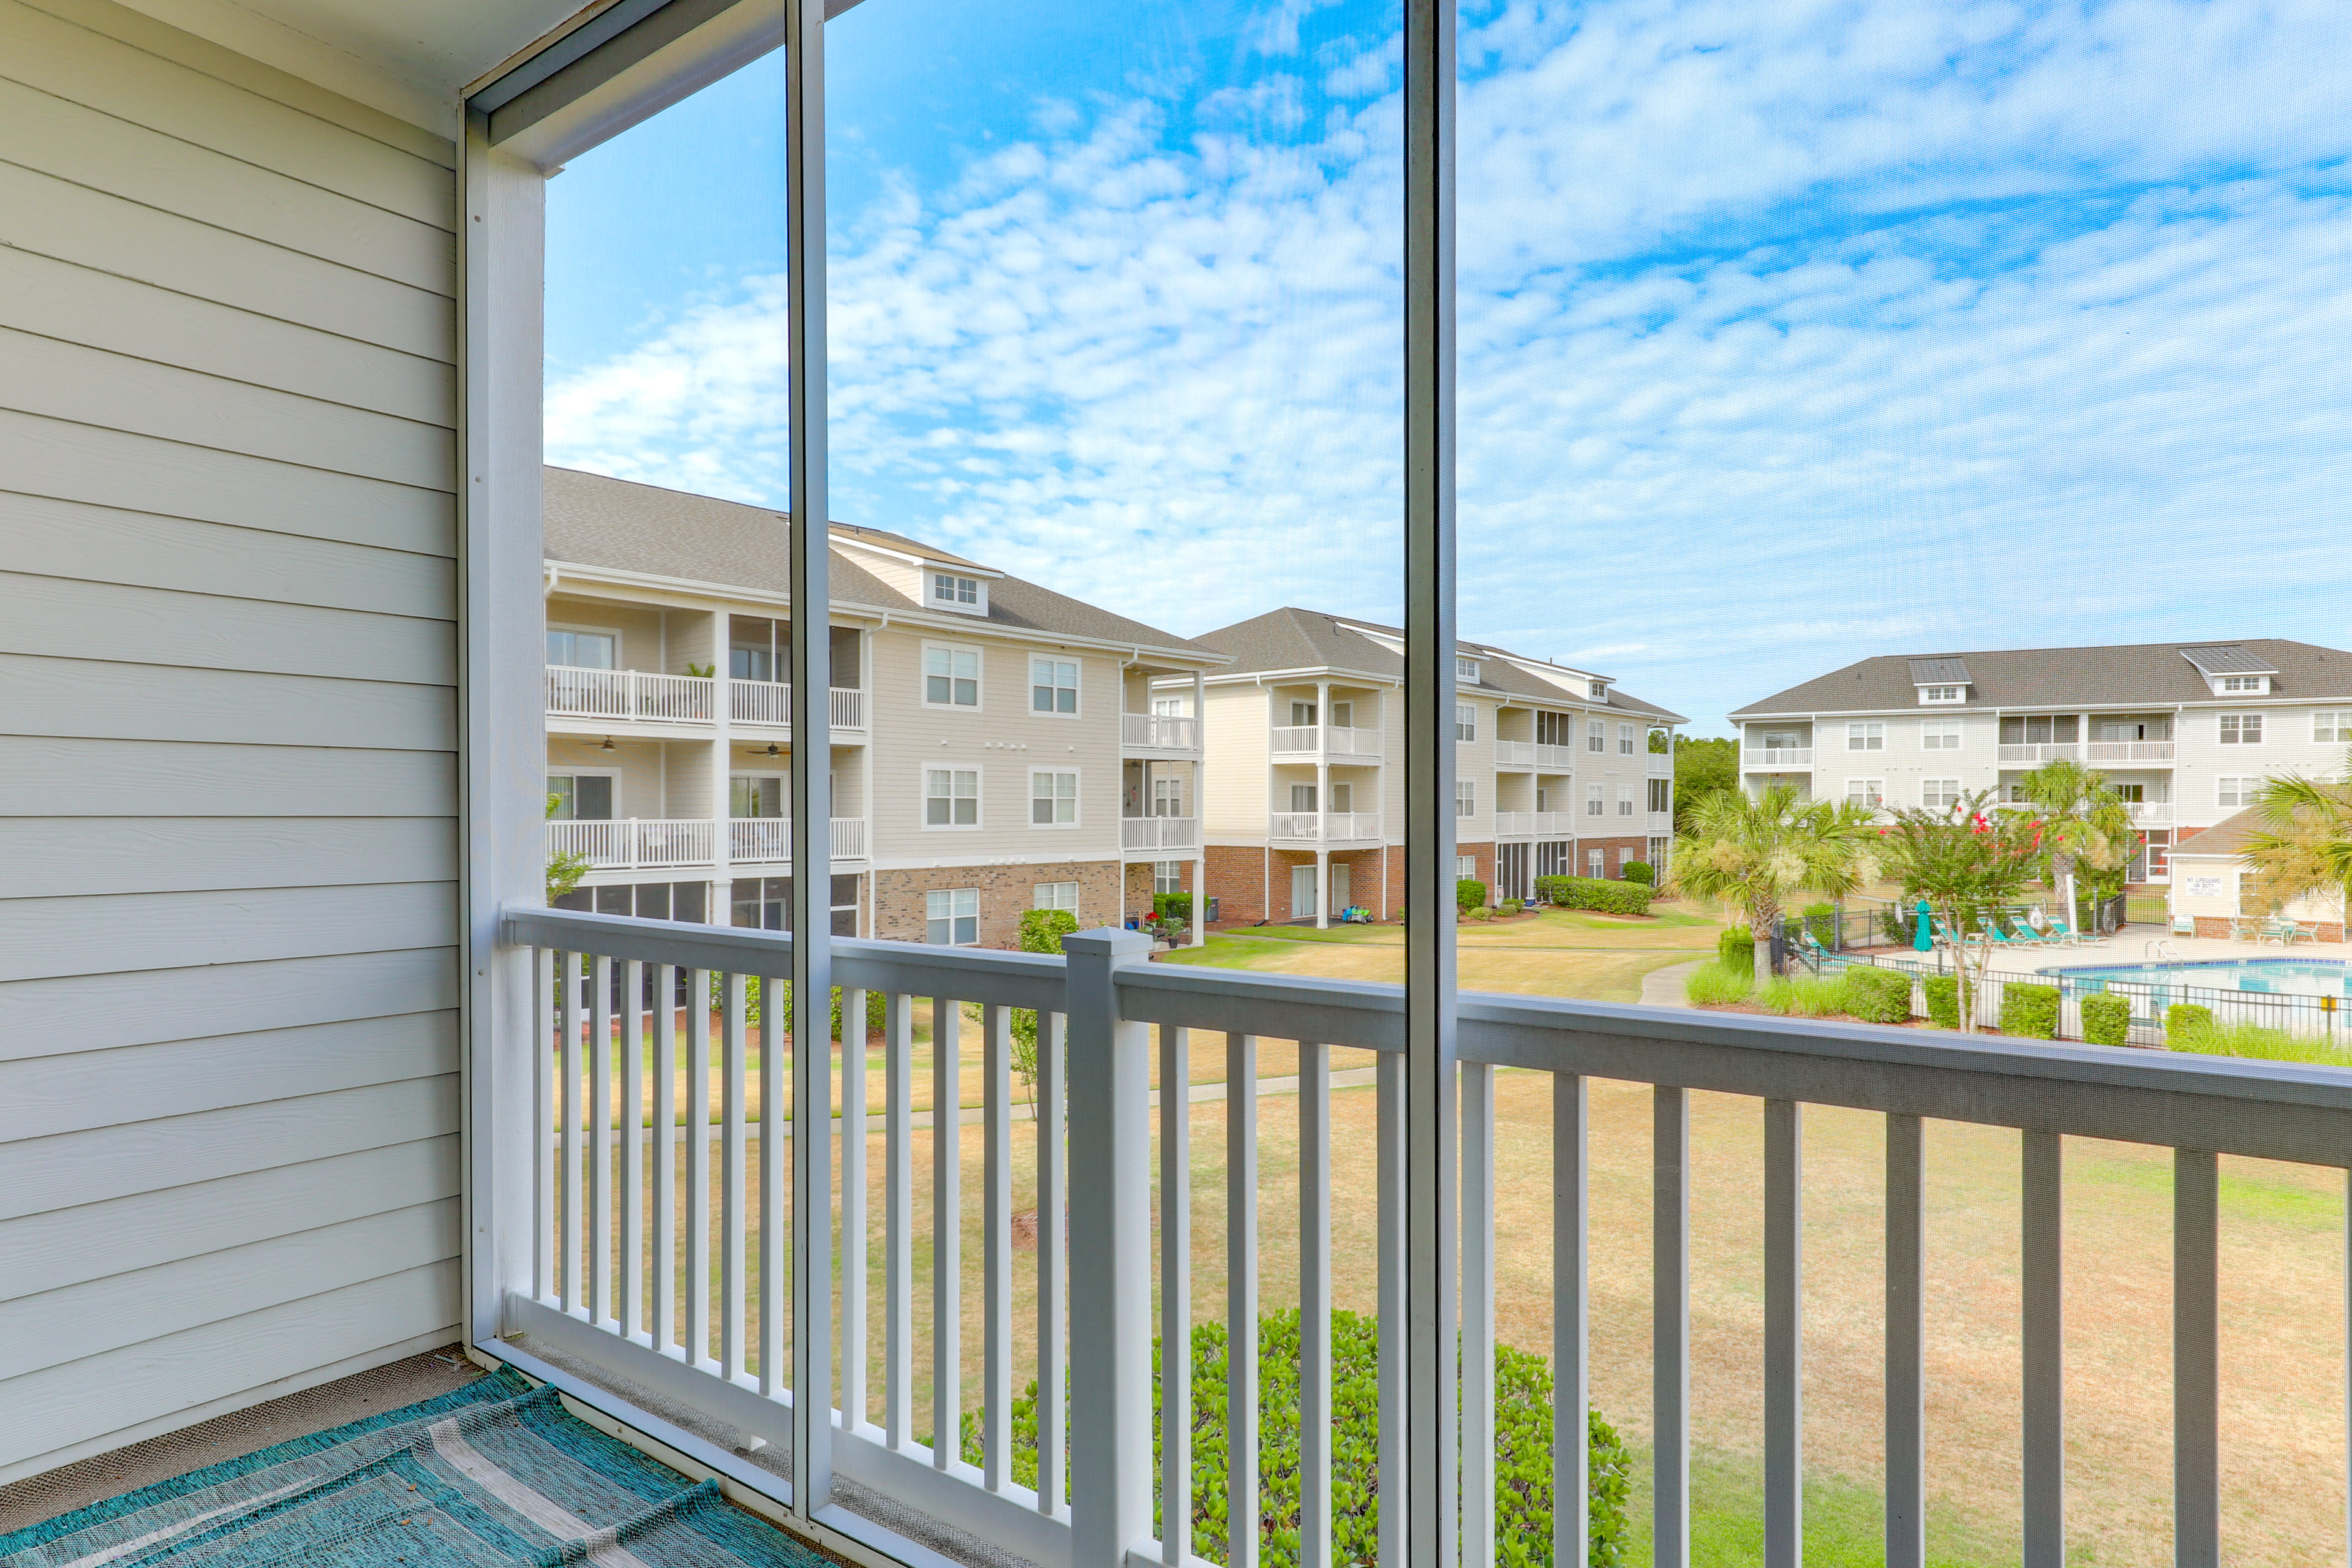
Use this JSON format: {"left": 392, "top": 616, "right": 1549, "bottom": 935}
{"left": 2171, "top": 805, "right": 2266, "bottom": 859}
{"left": 543, "top": 467, "right": 1221, "bottom": 660}
{"left": 1732, "top": 639, "right": 2352, "bottom": 717}
{"left": 1197, "top": 606, "right": 1686, "bottom": 721}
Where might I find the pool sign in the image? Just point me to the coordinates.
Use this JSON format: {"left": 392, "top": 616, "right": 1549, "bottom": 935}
{"left": 2184, "top": 876, "right": 2223, "bottom": 899}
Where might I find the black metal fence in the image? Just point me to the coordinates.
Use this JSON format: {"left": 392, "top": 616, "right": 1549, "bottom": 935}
{"left": 1834, "top": 950, "right": 2350, "bottom": 1047}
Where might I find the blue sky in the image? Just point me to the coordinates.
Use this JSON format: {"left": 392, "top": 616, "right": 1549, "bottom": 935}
{"left": 546, "top": 0, "right": 2352, "bottom": 732}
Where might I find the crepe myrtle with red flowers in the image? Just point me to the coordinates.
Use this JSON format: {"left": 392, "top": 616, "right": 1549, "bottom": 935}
{"left": 1881, "top": 788, "right": 2043, "bottom": 1036}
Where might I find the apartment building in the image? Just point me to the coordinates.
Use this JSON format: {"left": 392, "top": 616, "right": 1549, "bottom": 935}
{"left": 1728, "top": 639, "right": 2352, "bottom": 884}
{"left": 1189, "top": 608, "right": 1683, "bottom": 924}
{"left": 541, "top": 468, "right": 1223, "bottom": 947}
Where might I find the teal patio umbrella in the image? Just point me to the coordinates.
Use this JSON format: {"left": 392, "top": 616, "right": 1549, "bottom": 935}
{"left": 1913, "top": 899, "right": 1934, "bottom": 952}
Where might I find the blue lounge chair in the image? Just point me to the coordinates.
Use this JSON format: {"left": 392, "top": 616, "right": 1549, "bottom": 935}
{"left": 2043, "top": 918, "right": 2107, "bottom": 947}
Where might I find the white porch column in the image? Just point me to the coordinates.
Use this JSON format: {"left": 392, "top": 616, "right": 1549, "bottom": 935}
{"left": 1316, "top": 848, "right": 1330, "bottom": 930}
{"left": 712, "top": 624, "right": 734, "bottom": 924}
{"left": 1316, "top": 679, "right": 1332, "bottom": 925}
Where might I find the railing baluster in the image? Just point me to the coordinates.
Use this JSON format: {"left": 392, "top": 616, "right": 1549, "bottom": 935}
{"left": 761, "top": 966, "right": 786, "bottom": 1398}
{"left": 562, "top": 952, "right": 583, "bottom": 1316}
{"left": 622, "top": 959, "right": 645, "bottom": 1343}
{"left": 687, "top": 969, "right": 712, "bottom": 1369}
{"left": 2175, "top": 1149, "right": 2219, "bottom": 1568}
{"left": 1654, "top": 1084, "right": 1690, "bottom": 1568}
{"left": 886, "top": 992, "right": 915, "bottom": 1450}
{"left": 935, "top": 995, "right": 963, "bottom": 1468}
{"left": 723, "top": 971, "right": 748, "bottom": 1383}
{"left": 654, "top": 965, "right": 677, "bottom": 1357}
{"left": 533, "top": 948, "right": 553, "bottom": 1303}
{"left": 983, "top": 1004, "right": 1014, "bottom": 1491}
{"left": 1038, "top": 1011, "right": 1068, "bottom": 1516}
{"left": 1763, "top": 1098, "right": 1802, "bottom": 1568}
{"left": 1885, "top": 1114, "right": 1924, "bottom": 1568}
{"left": 1228, "top": 1033, "right": 1261, "bottom": 1568}
{"left": 1553, "top": 1074, "right": 1588, "bottom": 1568}
{"left": 1161, "top": 1026, "right": 1192, "bottom": 1565}
{"left": 1300, "top": 1040, "right": 1331, "bottom": 1568}
{"left": 1461, "top": 1060, "right": 1496, "bottom": 1568}
{"left": 2021, "top": 1129, "right": 2064, "bottom": 1566}
{"left": 842, "top": 989, "right": 869, "bottom": 1431}
{"left": 592, "top": 955, "right": 614, "bottom": 1330}
{"left": 1377, "top": 1049, "right": 1404, "bottom": 1568}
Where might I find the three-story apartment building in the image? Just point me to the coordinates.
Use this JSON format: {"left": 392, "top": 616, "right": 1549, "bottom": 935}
{"left": 1189, "top": 608, "right": 1683, "bottom": 924}
{"left": 1728, "top": 639, "right": 2352, "bottom": 885}
{"left": 541, "top": 469, "right": 1224, "bottom": 947}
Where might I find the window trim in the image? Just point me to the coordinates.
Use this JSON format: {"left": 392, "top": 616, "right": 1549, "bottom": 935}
{"left": 1920, "top": 778, "right": 1962, "bottom": 810}
{"left": 1845, "top": 777, "right": 1887, "bottom": 808}
{"left": 1616, "top": 782, "right": 1634, "bottom": 816}
{"left": 1028, "top": 766, "right": 1082, "bottom": 828}
{"left": 2317, "top": 711, "right": 2351, "bottom": 744}
{"left": 922, "top": 639, "right": 983, "bottom": 710}
{"left": 546, "top": 769, "right": 618, "bottom": 820}
{"left": 1455, "top": 656, "right": 1479, "bottom": 680}
{"left": 2218, "top": 712, "right": 2263, "bottom": 745}
{"left": 1585, "top": 782, "right": 1605, "bottom": 816}
{"left": 922, "top": 764, "right": 982, "bottom": 829}
{"left": 1030, "top": 654, "right": 1082, "bottom": 718}
{"left": 1917, "top": 684, "right": 1964, "bottom": 704}
{"left": 1617, "top": 722, "right": 1636, "bottom": 755}
{"left": 2217, "top": 775, "right": 2256, "bottom": 809}
{"left": 1455, "top": 702, "right": 1477, "bottom": 742}
{"left": 546, "top": 622, "right": 622, "bottom": 671}
{"left": 1033, "top": 880, "right": 1080, "bottom": 915}
{"left": 932, "top": 571, "right": 981, "bottom": 607}
{"left": 925, "top": 886, "right": 981, "bottom": 946}
{"left": 1920, "top": 718, "right": 1962, "bottom": 750}
{"left": 1455, "top": 778, "right": 1475, "bottom": 818}
{"left": 1846, "top": 720, "right": 1885, "bottom": 752}
{"left": 1586, "top": 718, "right": 1605, "bottom": 753}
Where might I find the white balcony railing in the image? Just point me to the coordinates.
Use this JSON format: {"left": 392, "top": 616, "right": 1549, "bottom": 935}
{"left": 1121, "top": 713, "right": 1199, "bottom": 751}
{"left": 1744, "top": 746, "right": 1813, "bottom": 768}
{"left": 501, "top": 907, "right": 2345, "bottom": 1568}
{"left": 2000, "top": 742, "right": 2080, "bottom": 764}
{"left": 728, "top": 817, "right": 871, "bottom": 862}
{"left": 1269, "top": 810, "right": 1381, "bottom": 841}
{"left": 1646, "top": 751, "right": 1674, "bottom": 777}
{"left": 726, "top": 680, "right": 869, "bottom": 731}
{"left": 1271, "top": 724, "right": 1383, "bottom": 760}
{"left": 547, "top": 818, "right": 714, "bottom": 870}
{"left": 546, "top": 666, "right": 715, "bottom": 724}
{"left": 2087, "top": 739, "right": 2175, "bottom": 762}
{"left": 1120, "top": 815, "right": 1199, "bottom": 851}
{"left": 2124, "top": 799, "right": 2174, "bottom": 825}
{"left": 1534, "top": 742, "right": 1575, "bottom": 771}
{"left": 1494, "top": 740, "right": 1533, "bottom": 767}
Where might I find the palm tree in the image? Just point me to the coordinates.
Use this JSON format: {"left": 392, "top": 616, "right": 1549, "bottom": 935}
{"left": 1667, "top": 782, "right": 1883, "bottom": 984}
{"left": 2244, "top": 753, "right": 2352, "bottom": 905}
{"left": 2011, "top": 758, "right": 2136, "bottom": 930}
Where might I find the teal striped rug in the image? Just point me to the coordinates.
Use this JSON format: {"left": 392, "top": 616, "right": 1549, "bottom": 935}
{"left": 0, "top": 1371, "right": 827, "bottom": 1568}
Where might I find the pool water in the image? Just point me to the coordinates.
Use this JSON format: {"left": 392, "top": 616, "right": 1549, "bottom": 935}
{"left": 2038, "top": 958, "right": 2351, "bottom": 997}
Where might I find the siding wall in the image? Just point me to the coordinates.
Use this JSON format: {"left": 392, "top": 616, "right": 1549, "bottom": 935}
{"left": 0, "top": 0, "right": 460, "bottom": 1483}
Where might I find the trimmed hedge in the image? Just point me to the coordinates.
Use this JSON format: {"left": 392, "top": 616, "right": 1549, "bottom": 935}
{"left": 2000, "top": 982, "right": 2060, "bottom": 1039}
{"left": 1843, "top": 965, "right": 1914, "bottom": 1025}
{"left": 1922, "top": 973, "right": 1961, "bottom": 1029}
{"left": 1152, "top": 891, "right": 1193, "bottom": 922}
{"left": 2081, "top": 992, "right": 2132, "bottom": 1047}
{"left": 1620, "top": 861, "right": 1654, "bottom": 886}
{"left": 1536, "top": 875, "right": 1653, "bottom": 916}
{"left": 964, "top": 1308, "right": 1631, "bottom": 1568}
{"left": 2166, "top": 1003, "right": 2215, "bottom": 1044}
{"left": 1458, "top": 878, "right": 1490, "bottom": 913}
{"left": 1718, "top": 924, "right": 1754, "bottom": 969}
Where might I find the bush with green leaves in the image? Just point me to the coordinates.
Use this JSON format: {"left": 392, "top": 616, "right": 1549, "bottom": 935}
{"left": 2166, "top": 1003, "right": 2214, "bottom": 1044}
{"left": 1717, "top": 924, "right": 1754, "bottom": 970}
{"left": 2081, "top": 992, "right": 2132, "bottom": 1046}
{"left": 1841, "top": 965, "right": 1914, "bottom": 1025}
{"left": 1458, "top": 878, "right": 1490, "bottom": 913}
{"left": 1758, "top": 976, "right": 1849, "bottom": 1019}
{"left": 962, "top": 1308, "right": 1629, "bottom": 1567}
{"left": 725, "top": 976, "right": 885, "bottom": 1039}
{"left": 1686, "top": 962, "right": 1754, "bottom": 1006}
{"left": 1499, "top": 898, "right": 1524, "bottom": 916}
{"left": 1999, "top": 982, "right": 2059, "bottom": 1039}
{"left": 1003, "top": 909, "right": 1082, "bottom": 1098}
{"left": 1922, "top": 973, "right": 1961, "bottom": 1029}
{"left": 1153, "top": 891, "right": 1194, "bottom": 923}
{"left": 2169, "top": 1019, "right": 2352, "bottom": 1064}
{"left": 1619, "top": 861, "right": 1654, "bottom": 886}
{"left": 1534, "top": 876, "right": 1652, "bottom": 916}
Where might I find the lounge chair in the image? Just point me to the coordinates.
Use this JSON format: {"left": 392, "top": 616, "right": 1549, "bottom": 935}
{"left": 1981, "top": 919, "right": 2040, "bottom": 952}
{"left": 2043, "top": 919, "right": 2108, "bottom": 947}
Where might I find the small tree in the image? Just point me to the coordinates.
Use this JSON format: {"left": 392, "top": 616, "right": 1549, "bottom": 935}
{"left": 1010, "top": 909, "right": 1079, "bottom": 1102}
{"left": 1879, "top": 790, "right": 2040, "bottom": 1036}
{"left": 546, "top": 792, "right": 589, "bottom": 903}
{"left": 2244, "top": 752, "right": 2352, "bottom": 908}
{"left": 2012, "top": 758, "right": 2136, "bottom": 927}
{"left": 1666, "top": 782, "right": 1881, "bottom": 984}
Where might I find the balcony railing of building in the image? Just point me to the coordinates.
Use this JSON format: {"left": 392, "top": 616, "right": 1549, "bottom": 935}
{"left": 2087, "top": 740, "right": 2175, "bottom": 763}
{"left": 1744, "top": 746, "right": 1813, "bottom": 768}
{"left": 1494, "top": 810, "right": 1577, "bottom": 837}
{"left": 1269, "top": 810, "right": 1382, "bottom": 841}
{"left": 549, "top": 818, "right": 868, "bottom": 870}
{"left": 2123, "top": 800, "right": 2174, "bottom": 825}
{"left": 500, "top": 905, "right": 2346, "bottom": 1568}
{"left": 1120, "top": 713, "right": 1199, "bottom": 752}
{"left": 1270, "top": 723, "right": 1383, "bottom": 760}
{"left": 1999, "top": 742, "right": 2080, "bottom": 764}
{"left": 728, "top": 680, "right": 869, "bottom": 732}
{"left": 1120, "top": 815, "right": 1199, "bottom": 851}
{"left": 1495, "top": 739, "right": 1575, "bottom": 769}
{"left": 729, "top": 817, "right": 870, "bottom": 863}
{"left": 546, "top": 666, "right": 715, "bottom": 724}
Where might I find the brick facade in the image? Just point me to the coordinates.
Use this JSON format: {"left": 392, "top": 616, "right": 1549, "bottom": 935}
{"left": 1121, "top": 858, "right": 1199, "bottom": 922}
{"left": 2190, "top": 914, "right": 2345, "bottom": 942}
{"left": 1573, "top": 835, "right": 1651, "bottom": 879}
{"left": 873, "top": 859, "right": 1122, "bottom": 949}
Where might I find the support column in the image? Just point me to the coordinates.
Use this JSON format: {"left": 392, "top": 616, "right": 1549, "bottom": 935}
{"left": 1316, "top": 849, "right": 1330, "bottom": 931}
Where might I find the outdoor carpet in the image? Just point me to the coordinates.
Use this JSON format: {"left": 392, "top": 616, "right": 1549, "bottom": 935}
{"left": 0, "top": 1370, "right": 829, "bottom": 1568}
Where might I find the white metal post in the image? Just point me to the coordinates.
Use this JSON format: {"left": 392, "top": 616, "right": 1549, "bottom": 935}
{"left": 1065, "top": 929, "right": 1154, "bottom": 1567}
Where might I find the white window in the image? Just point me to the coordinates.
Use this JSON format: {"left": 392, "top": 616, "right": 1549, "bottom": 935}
{"left": 1290, "top": 782, "right": 1318, "bottom": 812}
{"left": 1031, "top": 657, "right": 1079, "bottom": 715}
{"left": 1536, "top": 711, "right": 1572, "bottom": 747}
{"left": 1648, "top": 835, "right": 1670, "bottom": 869}
{"left": 1153, "top": 776, "right": 1186, "bottom": 816}
{"left": 1153, "top": 696, "right": 1187, "bottom": 717}
{"left": 1616, "top": 783, "right": 1634, "bottom": 816}
{"left": 2219, "top": 712, "right": 2261, "bottom": 744}
{"left": 1760, "top": 728, "right": 1804, "bottom": 750}
{"left": 1456, "top": 703, "right": 1477, "bottom": 742}
{"left": 1031, "top": 769, "right": 1079, "bottom": 826}
{"left": 1921, "top": 778, "right": 1961, "bottom": 809}
{"left": 924, "top": 767, "right": 979, "bottom": 827}
{"left": 924, "top": 643, "right": 980, "bottom": 707}
{"left": 1918, "top": 684, "right": 1963, "bottom": 704}
{"left": 547, "top": 773, "right": 614, "bottom": 819}
{"left": 1647, "top": 778, "right": 1671, "bottom": 812}
{"left": 926, "top": 888, "right": 979, "bottom": 946}
{"left": 730, "top": 774, "right": 784, "bottom": 818}
{"left": 1618, "top": 723, "right": 1637, "bottom": 755}
{"left": 1847, "top": 722, "right": 1885, "bottom": 752}
{"left": 1033, "top": 881, "right": 1079, "bottom": 914}
{"left": 2217, "top": 776, "right": 2258, "bottom": 808}
{"left": 1330, "top": 781, "right": 1354, "bottom": 812}
{"left": 1153, "top": 861, "right": 1185, "bottom": 895}
{"left": 1455, "top": 780, "right": 1475, "bottom": 817}
{"left": 1587, "top": 718, "right": 1605, "bottom": 753}
{"left": 1586, "top": 848, "right": 1604, "bottom": 876}
{"left": 1921, "top": 718, "right": 1962, "bottom": 750}
{"left": 1291, "top": 699, "right": 1318, "bottom": 726}
{"left": 2316, "top": 712, "right": 2352, "bottom": 744}
{"left": 2220, "top": 674, "right": 2267, "bottom": 693}
{"left": 1457, "top": 656, "right": 1479, "bottom": 680}
{"left": 1586, "top": 783, "right": 1605, "bottom": 816}
{"left": 1846, "top": 778, "right": 1885, "bottom": 808}
{"left": 546, "top": 627, "right": 617, "bottom": 669}
{"left": 1330, "top": 699, "right": 1354, "bottom": 727}
{"left": 1457, "top": 854, "right": 1477, "bottom": 880}
{"left": 932, "top": 571, "right": 979, "bottom": 606}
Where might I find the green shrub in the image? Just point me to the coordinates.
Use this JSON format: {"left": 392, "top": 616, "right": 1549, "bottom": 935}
{"left": 1759, "top": 976, "right": 1850, "bottom": 1019}
{"left": 1999, "top": 982, "right": 2059, "bottom": 1039}
{"left": 1534, "top": 876, "right": 1653, "bottom": 916}
{"left": 963, "top": 1308, "right": 1630, "bottom": 1568}
{"left": 2166, "top": 1003, "right": 2214, "bottom": 1044}
{"left": 1466, "top": 905, "right": 1495, "bottom": 922}
{"left": 1842, "top": 965, "right": 1915, "bottom": 1025}
{"left": 726, "top": 976, "right": 886, "bottom": 1039}
{"left": 1499, "top": 899, "right": 1524, "bottom": 916}
{"left": 2080, "top": 992, "right": 2132, "bottom": 1047}
{"left": 1009, "top": 910, "right": 1082, "bottom": 1098}
{"left": 1717, "top": 924, "right": 1754, "bottom": 970}
{"left": 1686, "top": 962, "right": 1754, "bottom": 1006}
{"left": 1922, "top": 973, "right": 1960, "bottom": 1029}
{"left": 2169, "top": 1020, "right": 2352, "bottom": 1065}
{"left": 1620, "top": 861, "right": 1654, "bottom": 886}
{"left": 1152, "top": 891, "right": 1193, "bottom": 923}
{"left": 1458, "top": 878, "right": 1490, "bottom": 913}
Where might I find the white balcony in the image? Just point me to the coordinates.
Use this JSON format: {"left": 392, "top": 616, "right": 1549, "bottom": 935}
{"left": 2087, "top": 739, "right": 2175, "bottom": 763}
{"left": 1496, "top": 810, "right": 1572, "bottom": 837}
{"left": 547, "top": 818, "right": 715, "bottom": 870}
{"left": 1121, "top": 712, "right": 1200, "bottom": 752}
{"left": 1121, "top": 815, "right": 1199, "bottom": 851}
{"left": 1745, "top": 745, "right": 1813, "bottom": 768}
{"left": 1495, "top": 739, "right": 1533, "bottom": 767}
{"left": 2000, "top": 742, "right": 2081, "bottom": 764}
{"left": 1647, "top": 751, "right": 1674, "bottom": 777}
{"left": 1269, "top": 810, "right": 1382, "bottom": 842}
{"left": 2125, "top": 799, "right": 2174, "bottom": 826}
{"left": 726, "top": 679, "right": 869, "bottom": 732}
{"left": 546, "top": 666, "right": 714, "bottom": 725}
{"left": 1270, "top": 723, "right": 1383, "bottom": 761}
{"left": 1535, "top": 742, "right": 1576, "bottom": 771}
{"left": 729, "top": 816, "right": 870, "bottom": 863}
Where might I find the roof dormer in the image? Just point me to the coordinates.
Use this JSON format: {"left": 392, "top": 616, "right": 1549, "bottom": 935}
{"left": 1907, "top": 656, "right": 1969, "bottom": 704}
{"left": 926, "top": 568, "right": 989, "bottom": 617}
{"left": 2180, "top": 644, "right": 2277, "bottom": 696}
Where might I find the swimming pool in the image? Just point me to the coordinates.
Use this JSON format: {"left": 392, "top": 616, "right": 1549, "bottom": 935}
{"left": 2037, "top": 958, "right": 2351, "bottom": 997}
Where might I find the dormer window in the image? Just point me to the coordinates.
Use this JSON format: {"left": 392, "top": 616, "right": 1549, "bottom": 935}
{"left": 2219, "top": 674, "right": 2268, "bottom": 694}
{"left": 1588, "top": 679, "right": 1609, "bottom": 701}
{"left": 1918, "top": 684, "right": 1964, "bottom": 704}
{"left": 932, "top": 572, "right": 979, "bottom": 606}
{"left": 1456, "top": 656, "right": 1479, "bottom": 680}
